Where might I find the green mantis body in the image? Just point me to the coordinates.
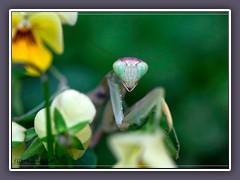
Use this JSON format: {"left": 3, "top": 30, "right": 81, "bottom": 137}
{"left": 89, "top": 57, "right": 180, "bottom": 158}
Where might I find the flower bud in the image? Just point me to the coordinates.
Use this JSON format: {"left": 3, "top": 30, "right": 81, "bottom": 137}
{"left": 34, "top": 89, "right": 96, "bottom": 160}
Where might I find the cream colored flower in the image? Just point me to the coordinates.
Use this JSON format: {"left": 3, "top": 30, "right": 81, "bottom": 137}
{"left": 34, "top": 89, "right": 96, "bottom": 160}
{"left": 12, "top": 122, "right": 26, "bottom": 168}
{"left": 12, "top": 12, "right": 78, "bottom": 76}
{"left": 56, "top": 12, "right": 78, "bottom": 26}
{"left": 12, "top": 121, "right": 26, "bottom": 142}
{"left": 51, "top": 89, "right": 96, "bottom": 127}
{"left": 108, "top": 130, "right": 176, "bottom": 168}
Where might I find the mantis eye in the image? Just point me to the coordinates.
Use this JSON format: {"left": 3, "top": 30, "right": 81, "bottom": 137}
{"left": 137, "top": 61, "right": 148, "bottom": 78}
{"left": 113, "top": 61, "right": 126, "bottom": 77}
{"left": 113, "top": 57, "right": 148, "bottom": 92}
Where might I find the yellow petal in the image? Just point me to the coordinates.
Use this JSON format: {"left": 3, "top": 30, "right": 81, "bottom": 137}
{"left": 57, "top": 12, "right": 78, "bottom": 26}
{"left": 68, "top": 125, "right": 92, "bottom": 160}
{"left": 12, "top": 122, "right": 26, "bottom": 142}
{"left": 12, "top": 31, "right": 52, "bottom": 76}
{"left": 75, "top": 124, "right": 92, "bottom": 144}
{"left": 29, "top": 12, "right": 63, "bottom": 54}
{"left": 51, "top": 89, "right": 96, "bottom": 128}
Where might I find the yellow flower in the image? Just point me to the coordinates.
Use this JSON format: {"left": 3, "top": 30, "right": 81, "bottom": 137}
{"left": 34, "top": 89, "right": 96, "bottom": 160}
{"left": 108, "top": 130, "right": 176, "bottom": 168}
{"left": 12, "top": 12, "right": 78, "bottom": 76}
{"left": 12, "top": 122, "right": 26, "bottom": 168}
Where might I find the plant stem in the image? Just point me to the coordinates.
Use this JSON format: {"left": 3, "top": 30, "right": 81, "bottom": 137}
{"left": 41, "top": 74, "right": 55, "bottom": 167}
{"left": 12, "top": 62, "right": 57, "bottom": 167}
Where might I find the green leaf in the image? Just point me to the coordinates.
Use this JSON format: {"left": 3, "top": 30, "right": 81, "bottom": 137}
{"left": 25, "top": 128, "right": 38, "bottom": 142}
{"left": 55, "top": 143, "right": 65, "bottom": 159}
{"left": 41, "top": 134, "right": 58, "bottom": 142}
{"left": 54, "top": 108, "right": 67, "bottom": 134}
{"left": 71, "top": 136, "right": 84, "bottom": 150}
{"left": 12, "top": 141, "right": 22, "bottom": 148}
{"left": 22, "top": 138, "right": 44, "bottom": 160}
{"left": 41, "top": 137, "right": 48, "bottom": 142}
{"left": 73, "top": 148, "right": 97, "bottom": 168}
{"left": 69, "top": 121, "right": 89, "bottom": 135}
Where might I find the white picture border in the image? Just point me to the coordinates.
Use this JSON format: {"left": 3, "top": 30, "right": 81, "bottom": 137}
{"left": 9, "top": 9, "right": 231, "bottom": 171}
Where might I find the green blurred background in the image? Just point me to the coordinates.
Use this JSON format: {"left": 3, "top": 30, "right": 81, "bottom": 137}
{"left": 14, "top": 11, "right": 229, "bottom": 168}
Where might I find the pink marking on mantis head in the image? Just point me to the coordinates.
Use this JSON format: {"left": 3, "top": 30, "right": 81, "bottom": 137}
{"left": 113, "top": 57, "right": 148, "bottom": 92}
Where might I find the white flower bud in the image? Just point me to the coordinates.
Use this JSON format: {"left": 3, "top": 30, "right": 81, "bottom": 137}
{"left": 12, "top": 122, "right": 26, "bottom": 143}
{"left": 51, "top": 89, "right": 96, "bottom": 127}
{"left": 34, "top": 89, "right": 96, "bottom": 160}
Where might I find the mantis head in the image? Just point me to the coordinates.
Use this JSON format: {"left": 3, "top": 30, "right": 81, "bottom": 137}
{"left": 113, "top": 57, "right": 148, "bottom": 92}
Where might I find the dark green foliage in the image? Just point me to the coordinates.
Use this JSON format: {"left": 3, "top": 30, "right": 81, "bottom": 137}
{"left": 22, "top": 138, "right": 44, "bottom": 160}
{"left": 25, "top": 127, "right": 38, "bottom": 142}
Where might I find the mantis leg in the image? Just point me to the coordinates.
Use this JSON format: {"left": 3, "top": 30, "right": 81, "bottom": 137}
{"left": 107, "top": 71, "right": 126, "bottom": 127}
{"left": 89, "top": 58, "right": 180, "bottom": 158}
{"left": 107, "top": 74, "right": 171, "bottom": 131}
{"left": 89, "top": 69, "right": 180, "bottom": 158}
{"left": 122, "top": 88, "right": 180, "bottom": 159}
{"left": 107, "top": 72, "right": 180, "bottom": 158}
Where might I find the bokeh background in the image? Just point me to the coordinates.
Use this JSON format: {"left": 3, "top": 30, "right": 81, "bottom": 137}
{"left": 14, "top": 11, "right": 229, "bottom": 168}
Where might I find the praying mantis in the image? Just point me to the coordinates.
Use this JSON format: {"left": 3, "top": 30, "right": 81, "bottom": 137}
{"left": 88, "top": 57, "right": 180, "bottom": 159}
